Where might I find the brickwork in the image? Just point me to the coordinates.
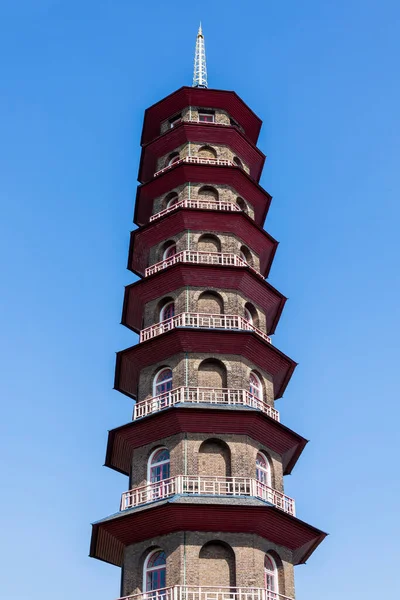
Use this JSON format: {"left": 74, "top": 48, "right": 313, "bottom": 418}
{"left": 159, "top": 107, "right": 244, "bottom": 135}
{"left": 151, "top": 183, "right": 254, "bottom": 219}
{"left": 129, "top": 432, "right": 283, "bottom": 492}
{"left": 147, "top": 231, "right": 260, "bottom": 271}
{"left": 122, "top": 532, "right": 294, "bottom": 598}
{"left": 156, "top": 143, "right": 250, "bottom": 175}
{"left": 142, "top": 286, "right": 268, "bottom": 333}
{"left": 136, "top": 353, "right": 274, "bottom": 405}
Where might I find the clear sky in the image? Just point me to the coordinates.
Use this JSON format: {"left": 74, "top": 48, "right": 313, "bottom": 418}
{"left": 0, "top": 1, "right": 399, "bottom": 598}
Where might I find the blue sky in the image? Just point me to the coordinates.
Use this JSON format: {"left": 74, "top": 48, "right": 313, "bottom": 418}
{"left": 1, "top": 1, "right": 399, "bottom": 598}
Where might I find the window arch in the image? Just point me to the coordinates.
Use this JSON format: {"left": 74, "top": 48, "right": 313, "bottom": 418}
{"left": 256, "top": 451, "right": 271, "bottom": 488}
{"left": 153, "top": 368, "right": 173, "bottom": 397}
{"left": 198, "top": 358, "right": 227, "bottom": 388}
{"left": 159, "top": 300, "right": 175, "bottom": 322}
{"left": 198, "top": 185, "right": 219, "bottom": 203}
{"left": 244, "top": 302, "right": 259, "bottom": 327}
{"left": 198, "top": 438, "right": 231, "bottom": 477}
{"left": 198, "top": 145, "right": 217, "bottom": 159}
{"left": 198, "top": 234, "right": 221, "bottom": 253}
{"left": 198, "top": 291, "right": 224, "bottom": 314}
{"left": 249, "top": 371, "right": 263, "bottom": 400}
{"left": 148, "top": 448, "right": 170, "bottom": 484}
{"left": 233, "top": 156, "right": 243, "bottom": 168}
{"left": 166, "top": 152, "right": 180, "bottom": 167}
{"left": 199, "top": 541, "right": 236, "bottom": 588}
{"left": 264, "top": 553, "right": 278, "bottom": 596}
{"left": 240, "top": 245, "right": 253, "bottom": 265}
{"left": 164, "top": 191, "right": 179, "bottom": 209}
{"left": 144, "top": 548, "right": 167, "bottom": 592}
{"left": 236, "top": 197, "right": 247, "bottom": 213}
{"left": 162, "top": 240, "right": 177, "bottom": 260}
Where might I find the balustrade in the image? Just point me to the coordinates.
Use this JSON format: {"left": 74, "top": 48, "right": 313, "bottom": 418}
{"left": 145, "top": 251, "right": 260, "bottom": 277}
{"left": 149, "top": 198, "right": 241, "bottom": 222}
{"left": 120, "top": 476, "right": 295, "bottom": 516}
{"left": 133, "top": 386, "right": 279, "bottom": 421}
{"left": 118, "top": 586, "right": 293, "bottom": 600}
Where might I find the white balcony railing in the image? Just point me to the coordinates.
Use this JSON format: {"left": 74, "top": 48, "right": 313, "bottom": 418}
{"left": 149, "top": 198, "right": 241, "bottom": 222}
{"left": 118, "top": 585, "right": 293, "bottom": 600}
{"left": 145, "top": 250, "right": 260, "bottom": 277}
{"left": 120, "top": 476, "right": 295, "bottom": 516}
{"left": 154, "top": 156, "right": 234, "bottom": 178}
{"left": 133, "top": 386, "right": 279, "bottom": 422}
{"left": 140, "top": 312, "right": 271, "bottom": 344}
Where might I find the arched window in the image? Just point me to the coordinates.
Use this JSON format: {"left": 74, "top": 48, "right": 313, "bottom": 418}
{"left": 240, "top": 245, "right": 252, "bottom": 265}
{"left": 164, "top": 191, "right": 179, "bottom": 208}
{"left": 166, "top": 152, "right": 180, "bottom": 167}
{"left": 256, "top": 451, "right": 271, "bottom": 488}
{"left": 144, "top": 549, "right": 167, "bottom": 592}
{"left": 233, "top": 156, "right": 243, "bottom": 168}
{"left": 264, "top": 554, "right": 278, "bottom": 596}
{"left": 244, "top": 303, "right": 259, "bottom": 327}
{"left": 160, "top": 301, "right": 175, "bottom": 321}
{"left": 249, "top": 371, "right": 263, "bottom": 400}
{"left": 162, "top": 241, "right": 177, "bottom": 260}
{"left": 244, "top": 306, "right": 253, "bottom": 324}
{"left": 148, "top": 448, "right": 170, "bottom": 483}
{"left": 198, "top": 439, "right": 231, "bottom": 477}
{"left": 198, "top": 358, "right": 227, "bottom": 388}
{"left": 153, "top": 368, "right": 173, "bottom": 397}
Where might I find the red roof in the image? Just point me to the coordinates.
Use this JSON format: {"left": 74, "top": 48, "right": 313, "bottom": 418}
{"left": 115, "top": 329, "right": 297, "bottom": 400}
{"left": 138, "top": 122, "right": 265, "bottom": 183}
{"left": 122, "top": 264, "right": 286, "bottom": 335}
{"left": 141, "top": 87, "right": 263, "bottom": 145}
{"left": 134, "top": 162, "right": 272, "bottom": 227}
{"left": 105, "top": 406, "right": 307, "bottom": 476}
{"left": 90, "top": 502, "right": 326, "bottom": 567}
{"left": 128, "top": 210, "right": 278, "bottom": 278}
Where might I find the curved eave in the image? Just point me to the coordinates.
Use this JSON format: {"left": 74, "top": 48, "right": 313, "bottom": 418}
{"left": 90, "top": 501, "right": 326, "bottom": 567}
{"left": 128, "top": 210, "right": 278, "bottom": 278}
{"left": 141, "top": 87, "right": 262, "bottom": 146}
{"left": 138, "top": 123, "right": 265, "bottom": 183}
{"left": 115, "top": 329, "right": 297, "bottom": 400}
{"left": 133, "top": 163, "right": 272, "bottom": 227}
{"left": 122, "top": 264, "right": 286, "bottom": 335}
{"left": 105, "top": 406, "right": 307, "bottom": 476}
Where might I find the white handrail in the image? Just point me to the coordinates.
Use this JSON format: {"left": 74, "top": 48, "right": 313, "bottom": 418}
{"left": 154, "top": 156, "right": 234, "bottom": 178}
{"left": 139, "top": 312, "right": 271, "bottom": 344}
{"left": 118, "top": 586, "right": 294, "bottom": 600}
{"left": 145, "top": 250, "right": 261, "bottom": 277}
{"left": 133, "top": 386, "right": 279, "bottom": 422}
{"left": 120, "top": 475, "right": 295, "bottom": 516}
{"left": 149, "top": 198, "right": 241, "bottom": 222}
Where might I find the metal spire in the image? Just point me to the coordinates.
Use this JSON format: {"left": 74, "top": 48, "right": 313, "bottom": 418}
{"left": 193, "top": 23, "right": 208, "bottom": 88}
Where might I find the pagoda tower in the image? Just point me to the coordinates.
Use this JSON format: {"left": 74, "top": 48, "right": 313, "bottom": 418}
{"left": 90, "top": 26, "right": 326, "bottom": 600}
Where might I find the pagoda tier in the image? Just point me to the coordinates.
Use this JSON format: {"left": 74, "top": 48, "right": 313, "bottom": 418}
{"left": 134, "top": 163, "right": 272, "bottom": 226}
{"left": 138, "top": 122, "right": 266, "bottom": 183}
{"left": 122, "top": 266, "right": 286, "bottom": 334}
{"left": 127, "top": 210, "right": 278, "bottom": 278}
{"left": 90, "top": 503, "right": 326, "bottom": 567}
{"left": 140, "top": 86, "right": 262, "bottom": 145}
{"left": 114, "top": 330, "right": 297, "bottom": 400}
{"left": 105, "top": 406, "right": 308, "bottom": 476}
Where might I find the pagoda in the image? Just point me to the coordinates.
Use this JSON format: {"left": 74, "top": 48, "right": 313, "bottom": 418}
{"left": 90, "top": 25, "right": 326, "bottom": 600}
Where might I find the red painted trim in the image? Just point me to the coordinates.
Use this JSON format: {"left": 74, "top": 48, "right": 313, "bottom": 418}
{"left": 141, "top": 87, "right": 262, "bottom": 145}
{"left": 115, "top": 329, "right": 297, "bottom": 401}
{"left": 105, "top": 406, "right": 307, "bottom": 476}
{"left": 138, "top": 123, "right": 266, "bottom": 183}
{"left": 122, "top": 264, "right": 286, "bottom": 335}
{"left": 128, "top": 210, "right": 278, "bottom": 278}
{"left": 90, "top": 502, "right": 327, "bottom": 567}
{"left": 133, "top": 163, "right": 272, "bottom": 227}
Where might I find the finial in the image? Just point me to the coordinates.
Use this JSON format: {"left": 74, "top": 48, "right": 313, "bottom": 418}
{"left": 193, "top": 22, "right": 208, "bottom": 88}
